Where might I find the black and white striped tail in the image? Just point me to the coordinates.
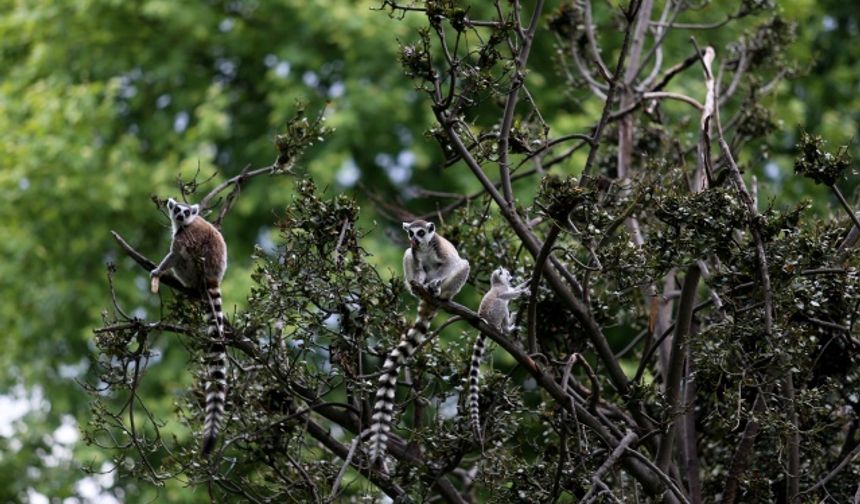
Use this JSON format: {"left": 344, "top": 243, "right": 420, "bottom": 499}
{"left": 201, "top": 281, "right": 227, "bottom": 457}
{"left": 367, "top": 300, "right": 437, "bottom": 463}
{"left": 468, "top": 333, "right": 486, "bottom": 440}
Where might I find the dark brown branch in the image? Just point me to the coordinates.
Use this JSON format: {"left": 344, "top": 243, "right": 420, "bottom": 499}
{"left": 652, "top": 51, "right": 703, "bottom": 92}
{"left": 563, "top": 353, "right": 601, "bottom": 412}
{"left": 526, "top": 225, "right": 560, "bottom": 354}
{"left": 199, "top": 161, "right": 293, "bottom": 210}
{"left": 93, "top": 321, "right": 190, "bottom": 335}
{"left": 681, "top": 358, "right": 703, "bottom": 504}
{"left": 722, "top": 394, "right": 765, "bottom": 503}
{"left": 830, "top": 185, "right": 860, "bottom": 260}
{"left": 415, "top": 167, "right": 541, "bottom": 221}
{"left": 655, "top": 264, "right": 700, "bottom": 473}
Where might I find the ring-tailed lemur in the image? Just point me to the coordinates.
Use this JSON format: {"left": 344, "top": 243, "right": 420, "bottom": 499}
{"left": 366, "top": 220, "right": 470, "bottom": 463}
{"left": 150, "top": 198, "right": 228, "bottom": 457}
{"left": 469, "top": 267, "right": 529, "bottom": 440}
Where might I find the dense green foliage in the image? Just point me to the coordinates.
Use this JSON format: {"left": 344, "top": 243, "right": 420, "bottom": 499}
{"left": 2, "top": 0, "right": 860, "bottom": 502}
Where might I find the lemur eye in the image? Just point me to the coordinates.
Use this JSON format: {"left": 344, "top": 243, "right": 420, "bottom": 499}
{"left": 183, "top": 210, "right": 190, "bottom": 217}
{"left": 417, "top": 230, "right": 425, "bottom": 237}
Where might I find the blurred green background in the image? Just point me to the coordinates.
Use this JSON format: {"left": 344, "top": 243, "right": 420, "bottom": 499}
{"left": 1, "top": 0, "right": 858, "bottom": 501}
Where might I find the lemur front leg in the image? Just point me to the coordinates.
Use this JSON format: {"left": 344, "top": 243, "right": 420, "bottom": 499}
{"left": 498, "top": 280, "right": 531, "bottom": 300}
{"left": 150, "top": 250, "right": 178, "bottom": 293}
{"left": 501, "top": 281, "right": 530, "bottom": 333}
{"left": 427, "top": 258, "right": 470, "bottom": 300}
{"left": 402, "top": 249, "right": 425, "bottom": 295}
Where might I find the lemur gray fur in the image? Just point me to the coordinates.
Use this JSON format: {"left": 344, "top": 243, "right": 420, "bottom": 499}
{"left": 366, "top": 220, "right": 470, "bottom": 463}
{"left": 469, "top": 267, "right": 529, "bottom": 440}
{"left": 150, "top": 198, "right": 228, "bottom": 457}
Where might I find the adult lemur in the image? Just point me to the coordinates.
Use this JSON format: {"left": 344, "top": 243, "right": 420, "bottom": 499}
{"left": 150, "top": 198, "right": 228, "bottom": 456}
{"left": 469, "top": 267, "right": 529, "bottom": 440}
{"left": 367, "top": 220, "right": 470, "bottom": 463}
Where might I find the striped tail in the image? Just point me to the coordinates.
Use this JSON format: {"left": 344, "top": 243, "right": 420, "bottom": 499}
{"left": 468, "top": 333, "right": 486, "bottom": 440}
{"left": 201, "top": 281, "right": 227, "bottom": 457}
{"left": 367, "top": 300, "right": 437, "bottom": 463}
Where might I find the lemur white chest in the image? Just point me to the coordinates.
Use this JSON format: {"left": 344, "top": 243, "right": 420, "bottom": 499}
{"left": 413, "top": 246, "right": 444, "bottom": 272}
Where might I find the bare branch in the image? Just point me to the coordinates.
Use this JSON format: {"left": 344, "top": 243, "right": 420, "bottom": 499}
{"left": 654, "top": 264, "right": 700, "bottom": 473}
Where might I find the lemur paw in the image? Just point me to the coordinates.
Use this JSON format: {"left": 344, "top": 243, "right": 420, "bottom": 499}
{"left": 425, "top": 279, "right": 442, "bottom": 296}
{"left": 150, "top": 268, "right": 161, "bottom": 278}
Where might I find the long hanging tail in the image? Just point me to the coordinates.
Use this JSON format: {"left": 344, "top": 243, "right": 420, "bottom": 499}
{"left": 367, "top": 300, "right": 437, "bottom": 463}
{"left": 201, "top": 280, "right": 227, "bottom": 457}
{"left": 468, "top": 332, "right": 486, "bottom": 441}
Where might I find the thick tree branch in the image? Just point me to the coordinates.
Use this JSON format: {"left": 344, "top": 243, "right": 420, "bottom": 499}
{"left": 654, "top": 264, "right": 700, "bottom": 473}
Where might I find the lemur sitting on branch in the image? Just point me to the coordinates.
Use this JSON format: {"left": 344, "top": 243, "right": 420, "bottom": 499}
{"left": 150, "top": 198, "right": 228, "bottom": 457}
{"left": 366, "top": 220, "right": 470, "bottom": 464}
{"left": 469, "top": 267, "right": 530, "bottom": 441}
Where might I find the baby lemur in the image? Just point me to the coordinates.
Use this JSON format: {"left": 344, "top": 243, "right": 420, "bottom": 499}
{"left": 150, "top": 198, "right": 228, "bottom": 457}
{"left": 469, "top": 267, "right": 529, "bottom": 440}
{"left": 367, "top": 220, "right": 470, "bottom": 463}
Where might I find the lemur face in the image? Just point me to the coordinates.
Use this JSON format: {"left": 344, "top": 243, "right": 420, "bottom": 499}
{"left": 166, "top": 198, "right": 200, "bottom": 226}
{"left": 491, "top": 267, "right": 512, "bottom": 286}
{"left": 402, "top": 220, "right": 435, "bottom": 248}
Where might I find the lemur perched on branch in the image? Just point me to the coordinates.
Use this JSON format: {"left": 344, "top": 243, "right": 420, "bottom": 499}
{"left": 366, "top": 220, "right": 470, "bottom": 464}
{"left": 469, "top": 267, "right": 529, "bottom": 441}
{"left": 150, "top": 198, "right": 228, "bottom": 457}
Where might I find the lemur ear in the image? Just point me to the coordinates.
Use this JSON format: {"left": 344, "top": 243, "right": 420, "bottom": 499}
{"left": 190, "top": 204, "right": 200, "bottom": 215}
{"left": 491, "top": 269, "right": 501, "bottom": 283}
{"left": 402, "top": 222, "right": 411, "bottom": 231}
{"left": 167, "top": 198, "right": 176, "bottom": 210}
{"left": 427, "top": 222, "right": 435, "bottom": 233}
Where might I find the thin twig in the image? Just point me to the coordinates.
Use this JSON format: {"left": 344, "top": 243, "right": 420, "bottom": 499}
{"left": 200, "top": 162, "right": 290, "bottom": 210}
{"left": 801, "top": 441, "right": 860, "bottom": 495}
{"left": 329, "top": 438, "right": 360, "bottom": 500}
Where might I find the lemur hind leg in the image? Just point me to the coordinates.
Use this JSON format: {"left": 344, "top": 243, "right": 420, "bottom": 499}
{"left": 429, "top": 259, "right": 470, "bottom": 300}
{"left": 504, "top": 312, "right": 517, "bottom": 334}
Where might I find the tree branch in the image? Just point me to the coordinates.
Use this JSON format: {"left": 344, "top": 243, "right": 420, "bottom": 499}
{"left": 654, "top": 264, "right": 700, "bottom": 473}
